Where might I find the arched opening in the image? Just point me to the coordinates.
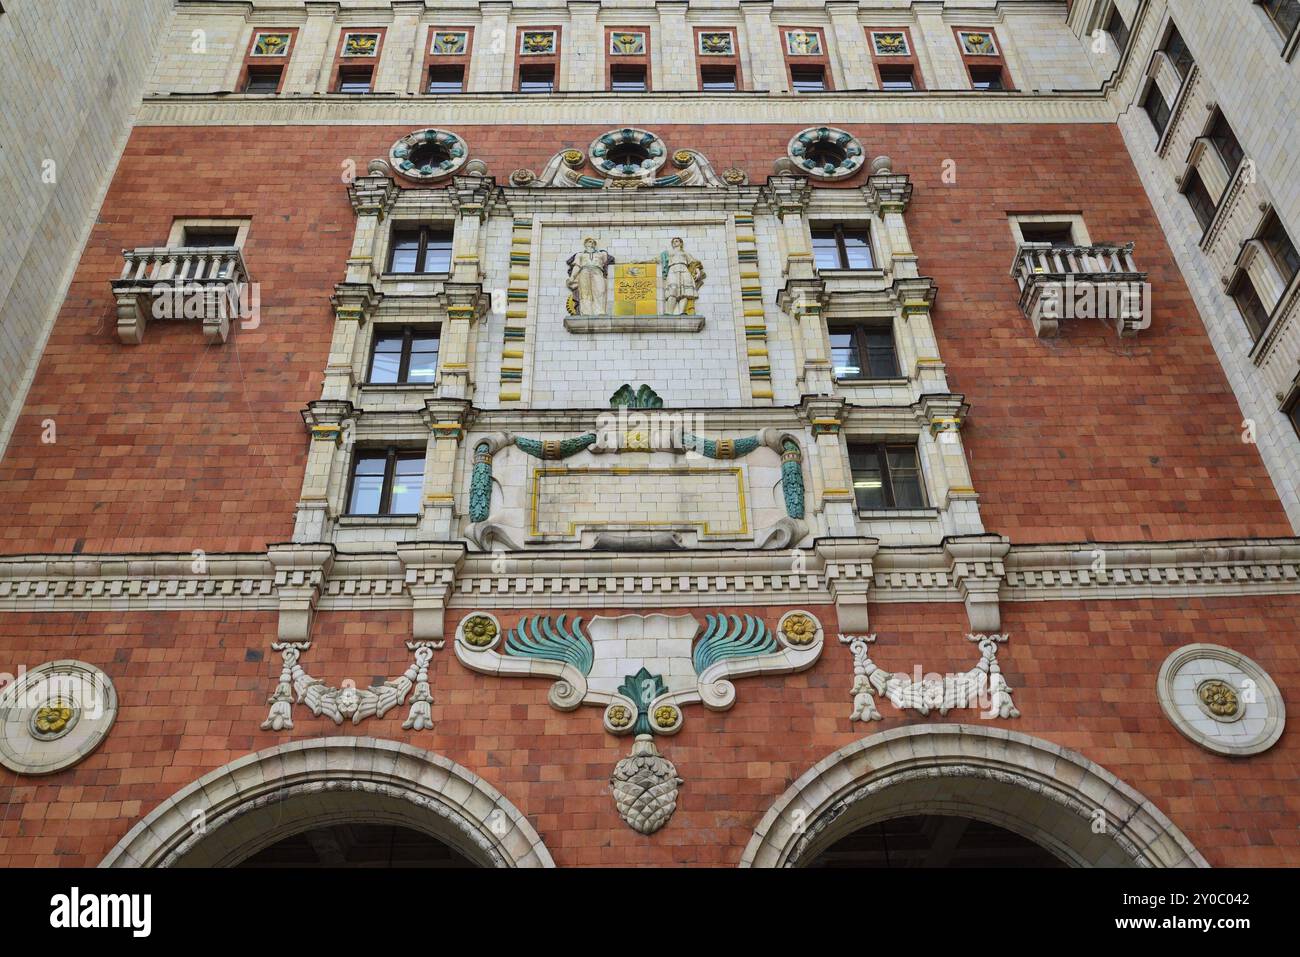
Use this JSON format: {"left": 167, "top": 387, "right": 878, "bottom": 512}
{"left": 606, "top": 141, "right": 651, "bottom": 169}
{"left": 408, "top": 140, "right": 451, "bottom": 170}
{"left": 741, "top": 725, "right": 1207, "bottom": 869}
{"left": 237, "top": 823, "right": 474, "bottom": 868}
{"left": 101, "top": 737, "right": 553, "bottom": 868}
{"left": 806, "top": 813, "right": 1066, "bottom": 868}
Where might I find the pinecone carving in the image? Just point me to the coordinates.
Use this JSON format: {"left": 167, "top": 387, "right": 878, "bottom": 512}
{"left": 610, "top": 735, "right": 682, "bottom": 835}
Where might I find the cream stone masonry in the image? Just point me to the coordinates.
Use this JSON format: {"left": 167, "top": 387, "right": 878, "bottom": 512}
{"left": 0, "top": 0, "right": 174, "bottom": 462}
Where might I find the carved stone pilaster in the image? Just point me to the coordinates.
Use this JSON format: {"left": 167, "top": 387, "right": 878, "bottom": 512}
{"left": 945, "top": 534, "right": 1011, "bottom": 633}
{"left": 397, "top": 543, "right": 467, "bottom": 642}
{"left": 295, "top": 400, "right": 356, "bottom": 542}
{"left": 347, "top": 170, "right": 401, "bottom": 220}
{"left": 267, "top": 543, "right": 336, "bottom": 643}
{"left": 449, "top": 171, "right": 500, "bottom": 287}
{"left": 762, "top": 173, "right": 816, "bottom": 282}
{"left": 438, "top": 284, "right": 488, "bottom": 400}
{"left": 817, "top": 538, "right": 879, "bottom": 633}
{"left": 420, "top": 399, "right": 474, "bottom": 539}
{"left": 778, "top": 278, "right": 832, "bottom": 394}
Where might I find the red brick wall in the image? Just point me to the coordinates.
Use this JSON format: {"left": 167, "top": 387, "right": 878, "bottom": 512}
{"left": 0, "top": 596, "right": 1295, "bottom": 866}
{"left": 0, "top": 122, "right": 1287, "bottom": 552}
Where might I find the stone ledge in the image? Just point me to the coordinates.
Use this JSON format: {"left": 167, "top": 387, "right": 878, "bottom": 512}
{"left": 563, "top": 314, "right": 705, "bottom": 334}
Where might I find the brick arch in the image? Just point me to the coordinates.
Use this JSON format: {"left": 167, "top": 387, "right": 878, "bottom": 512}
{"left": 740, "top": 725, "right": 1208, "bottom": 868}
{"left": 99, "top": 737, "right": 553, "bottom": 868}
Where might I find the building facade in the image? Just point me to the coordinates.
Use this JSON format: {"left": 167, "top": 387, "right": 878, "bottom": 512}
{"left": 0, "top": 0, "right": 1297, "bottom": 867}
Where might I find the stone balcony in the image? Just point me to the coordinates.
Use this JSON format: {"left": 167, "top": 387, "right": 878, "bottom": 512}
{"left": 1011, "top": 242, "right": 1150, "bottom": 337}
{"left": 111, "top": 245, "right": 252, "bottom": 345}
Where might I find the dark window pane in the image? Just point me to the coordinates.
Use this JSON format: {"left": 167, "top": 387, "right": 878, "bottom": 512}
{"left": 428, "top": 66, "right": 464, "bottom": 94}
{"left": 1182, "top": 168, "right": 1217, "bottom": 231}
{"left": 849, "top": 446, "right": 885, "bottom": 510}
{"left": 886, "top": 447, "right": 925, "bottom": 508}
{"left": 830, "top": 330, "right": 862, "bottom": 379}
{"left": 1143, "top": 84, "right": 1171, "bottom": 137}
{"left": 1163, "top": 27, "right": 1194, "bottom": 80}
{"left": 611, "top": 65, "right": 647, "bottom": 92}
{"left": 1019, "top": 223, "right": 1075, "bottom": 247}
{"left": 520, "top": 66, "right": 554, "bottom": 93}
{"left": 243, "top": 67, "right": 282, "bottom": 93}
{"left": 390, "top": 230, "right": 420, "bottom": 273}
{"left": 337, "top": 69, "right": 372, "bottom": 93}
{"left": 183, "top": 229, "right": 238, "bottom": 247}
{"left": 701, "top": 66, "right": 737, "bottom": 91}
{"left": 1261, "top": 213, "right": 1300, "bottom": 284}
{"left": 864, "top": 330, "right": 899, "bottom": 377}
{"left": 1288, "top": 394, "right": 1300, "bottom": 440}
{"left": 1230, "top": 274, "right": 1270, "bottom": 340}
{"left": 1106, "top": 7, "right": 1130, "bottom": 50}
{"left": 407, "top": 338, "right": 439, "bottom": 382}
{"left": 368, "top": 333, "right": 404, "bottom": 383}
{"left": 348, "top": 454, "right": 387, "bottom": 514}
{"left": 389, "top": 456, "right": 424, "bottom": 513}
{"left": 791, "top": 66, "right": 826, "bottom": 91}
{"left": 841, "top": 229, "right": 875, "bottom": 269}
{"left": 1208, "top": 111, "right": 1244, "bottom": 174}
{"left": 970, "top": 66, "right": 1003, "bottom": 90}
{"left": 1261, "top": 0, "right": 1300, "bottom": 39}
{"left": 879, "top": 66, "right": 915, "bottom": 91}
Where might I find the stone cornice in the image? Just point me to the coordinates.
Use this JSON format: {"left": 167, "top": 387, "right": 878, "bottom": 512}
{"left": 4, "top": 537, "right": 1300, "bottom": 613}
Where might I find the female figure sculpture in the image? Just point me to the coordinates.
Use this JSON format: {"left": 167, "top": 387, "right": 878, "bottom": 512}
{"left": 566, "top": 237, "right": 615, "bottom": 315}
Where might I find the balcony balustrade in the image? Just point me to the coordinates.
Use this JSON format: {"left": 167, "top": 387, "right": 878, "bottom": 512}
{"left": 1011, "top": 242, "right": 1149, "bottom": 337}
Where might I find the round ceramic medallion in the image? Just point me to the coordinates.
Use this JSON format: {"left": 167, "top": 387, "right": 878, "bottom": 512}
{"left": 0, "top": 660, "right": 118, "bottom": 775}
{"left": 389, "top": 128, "right": 469, "bottom": 181}
{"left": 456, "top": 612, "right": 502, "bottom": 652}
{"left": 588, "top": 128, "right": 667, "bottom": 178}
{"left": 787, "top": 127, "right": 866, "bottom": 180}
{"left": 777, "top": 609, "right": 824, "bottom": 650}
{"left": 1156, "top": 644, "right": 1284, "bottom": 756}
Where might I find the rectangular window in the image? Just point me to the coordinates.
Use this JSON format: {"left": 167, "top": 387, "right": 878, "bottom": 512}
{"left": 849, "top": 443, "right": 926, "bottom": 510}
{"left": 180, "top": 227, "right": 240, "bottom": 278}
{"left": 610, "top": 65, "right": 647, "bottom": 92}
{"left": 790, "top": 65, "right": 827, "bottom": 92}
{"left": 1285, "top": 388, "right": 1300, "bottom": 441}
{"left": 812, "top": 225, "right": 875, "bottom": 270}
{"left": 1229, "top": 273, "right": 1271, "bottom": 340}
{"left": 336, "top": 65, "right": 373, "bottom": 93}
{"left": 1163, "top": 26, "right": 1194, "bottom": 81}
{"left": 700, "top": 66, "right": 738, "bottom": 90}
{"left": 1182, "top": 168, "right": 1217, "bottom": 231}
{"left": 519, "top": 65, "right": 555, "bottom": 93}
{"left": 348, "top": 448, "right": 425, "bottom": 516}
{"left": 243, "top": 65, "right": 283, "bottom": 93}
{"left": 1208, "top": 110, "right": 1245, "bottom": 174}
{"left": 1259, "top": 0, "right": 1300, "bottom": 40}
{"left": 368, "top": 327, "right": 440, "bottom": 385}
{"left": 969, "top": 65, "right": 1004, "bottom": 90}
{"left": 878, "top": 65, "right": 916, "bottom": 91}
{"left": 428, "top": 65, "right": 464, "bottom": 93}
{"left": 830, "top": 325, "right": 900, "bottom": 380}
{"left": 388, "top": 226, "right": 453, "bottom": 275}
{"left": 1143, "top": 84, "right": 1171, "bottom": 137}
{"left": 1018, "top": 223, "right": 1076, "bottom": 246}
{"left": 1260, "top": 212, "right": 1300, "bottom": 286}
{"left": 1106, "top": 5, "right": 1131, "bottom": 51}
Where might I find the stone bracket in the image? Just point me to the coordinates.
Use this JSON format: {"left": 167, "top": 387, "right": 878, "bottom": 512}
{"left": 944, "top": 534, "right": 1011, "bottom": 632}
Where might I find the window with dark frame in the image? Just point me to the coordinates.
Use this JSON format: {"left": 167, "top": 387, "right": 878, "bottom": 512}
{"left": 368, "top": 327, "right": 440, "bottom": 385}
{"left": 387, "top": 226, "right": 453, "bottom": 274}
{"left": 790, "top": 65, "right": 827, "bottom": 91}
{"left": 1285, "top": 387, "right": 1300, "bottom": 441}
{"left": 1257, "top": 0, "right": 1300, "bottom": 41}
{"left": 519, "top": 65, "right": 555, "bottom": 93}
{"left": 1142, "top": 83, "right": 1171, "bottom": 137}
{"left": 1162, "top": 25, "right": 1194, "bottom": 81}
{"left": 243, "top": 65, "right": 283, "bottom": 93}
{"left": 830, "top": 325, "right": 900, "bottom": 380}
{"left": 347, "top": 448, "right": 425, "bottom": 516}
{"left": 878, "top": 65, "right": 916, "bottom": 90}
{"left": 1229, "top": 273, "right": 1271, "bottom": 341}
{"left": 849, "top": 443, "right": 926, "bottom": 511}
{"left": 610, "top": 64, "right": 647, "bottom": 91}
{"left": 700, "top": 65, "right": 738, "bottom": 90}
{"left": 1208, "top": 110, "right": 1245, "bottom": 175}
{"left": 1181, "top": 168, "right": 1218, "bottom": 231}
{"left": 428, "top": 65, "right": 465, "bottom": 93}
{"left": 969, "top": 65, "right": 1004, "bottom": 90}
{"left": 812, "top": 225, "right": 875, "bottom": 270}
{"left": 336, "top": 65, "right": 373, "bottom": 93}
{"left": 1260, "top": 212, "right": 1300, "bottom": 286}
{"left": 180, "top": 227, "right": 240, "bottom": 277}
{"left": 1106, "top": 5, "right": 1131, "bottom": 51}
